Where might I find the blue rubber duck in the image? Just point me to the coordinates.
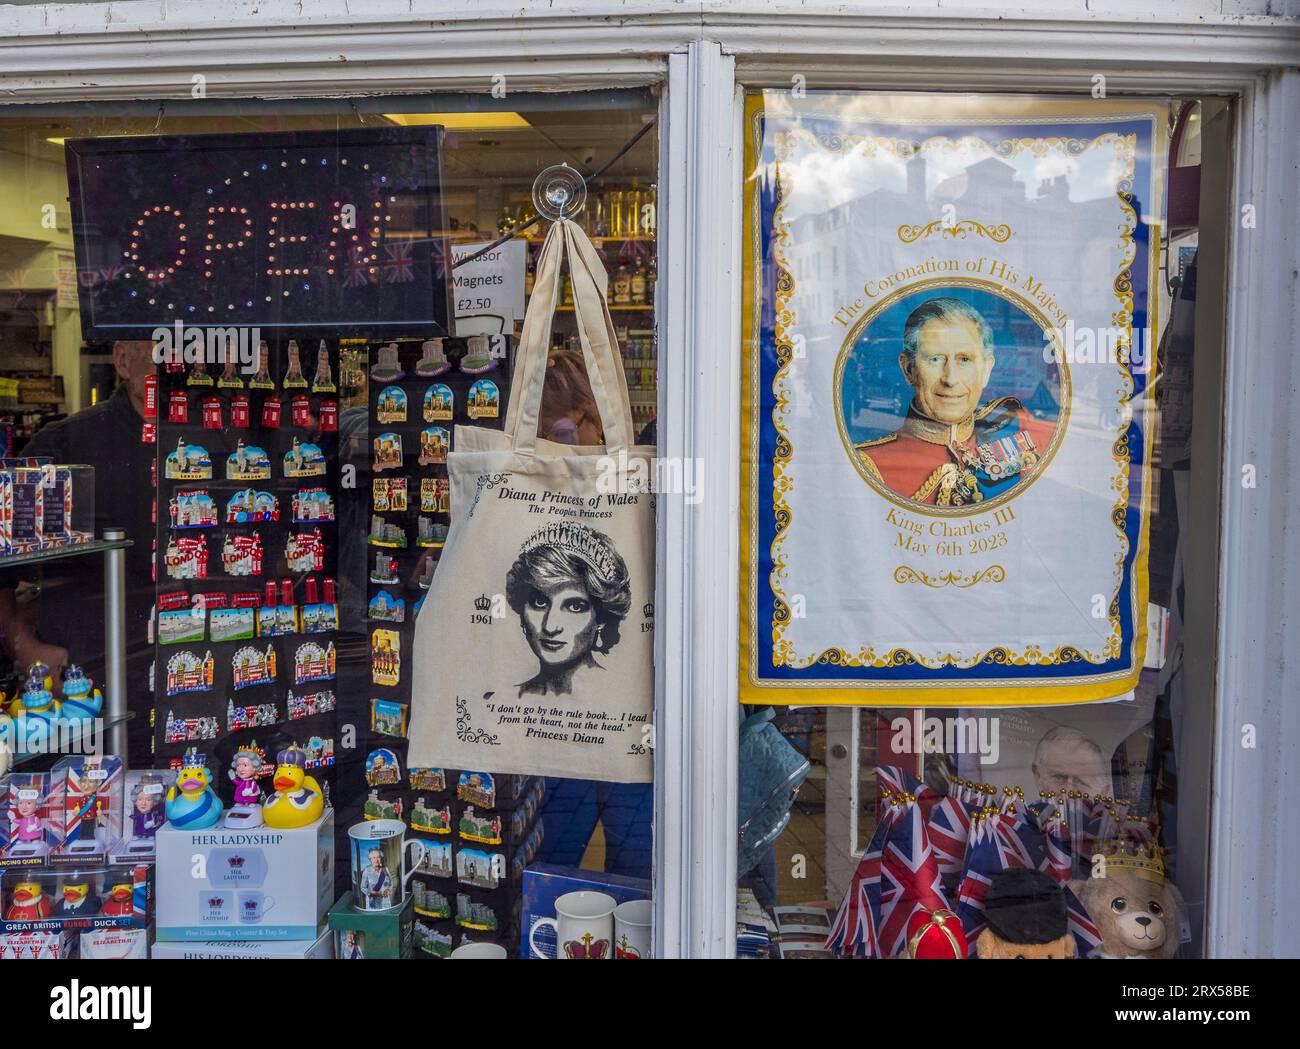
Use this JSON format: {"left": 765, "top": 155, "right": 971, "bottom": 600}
{"left": 165, "top": 751, "right": 223, "bottom": 829}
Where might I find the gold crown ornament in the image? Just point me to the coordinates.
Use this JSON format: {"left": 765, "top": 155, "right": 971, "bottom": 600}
{"left": 1095, "top": 839, "right": 1166, "bottom": 885}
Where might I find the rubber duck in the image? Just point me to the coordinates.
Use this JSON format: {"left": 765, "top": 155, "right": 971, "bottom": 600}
{"left": 101, "top": 881, "right": 134, "bottom": 918}
{"left": 5, "top": 880, "right": 52, "bottom": 921}
{"left": 165, "top": 750, "right": 223, "bottom": 829}
{"left": 59, "top": 665, "right": 103, "bottom": 722}
{"left": 13, "top": 663, "right": 58, "bottom": 726}
{"left": 53, "top": 877, "right": 100, "bottom": 918}
{"left": 262, "top": 744, "right": 324, "bottom": 828}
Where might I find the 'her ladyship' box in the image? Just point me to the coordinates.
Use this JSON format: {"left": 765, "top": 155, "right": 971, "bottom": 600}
{"left": 154, "top": 810, "right": 333, "bottom": 941}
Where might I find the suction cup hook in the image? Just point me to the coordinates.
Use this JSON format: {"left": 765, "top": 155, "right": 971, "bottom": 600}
{"left": 532, "top": 164, "right": 587, "bottom": 223}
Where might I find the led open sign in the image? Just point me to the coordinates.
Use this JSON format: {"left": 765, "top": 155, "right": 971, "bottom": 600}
{"left": 65, "top": 127, "right": 450, "bottom": 338}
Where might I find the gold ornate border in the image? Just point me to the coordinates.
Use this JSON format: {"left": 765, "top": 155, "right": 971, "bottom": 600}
{"left": 741, "top": 95, "right": 1164, "bottom": 699}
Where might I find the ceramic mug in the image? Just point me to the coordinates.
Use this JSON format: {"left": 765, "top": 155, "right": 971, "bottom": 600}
{"left": 237, "top": 891, "right": 276, "bottom": 923}
{"left": 348, "top": 819, "right": 427, "bottom": 912}
{"left": 449, "top": 942, "right": 508, "bottom": 959}
{"left": 613, "top": 898, "right": 652, "bottom": 959}
{"left": 528, "top": 890, "right": 616, "bottom": 960}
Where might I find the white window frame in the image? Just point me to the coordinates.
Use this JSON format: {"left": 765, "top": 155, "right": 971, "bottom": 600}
{"left": 2, "top": 0, "right": 1296, "bottom": 959}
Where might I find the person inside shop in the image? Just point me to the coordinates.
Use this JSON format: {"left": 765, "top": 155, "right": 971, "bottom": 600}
{"left": 0, "top": 340, "right": 158, "bottom": 766}
{"left": 1031, "top": 724, "right": 1114, "bottom": 799}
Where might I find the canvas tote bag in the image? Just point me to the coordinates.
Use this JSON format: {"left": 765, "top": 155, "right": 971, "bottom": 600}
{"left": 407, "top": 218, "right": 654, "bottom": 783}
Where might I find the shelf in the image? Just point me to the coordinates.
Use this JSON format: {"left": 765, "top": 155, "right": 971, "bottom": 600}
{"left": 0, "top": 538, "right": 132, "bottom": 572}
{"left": 11, "top": 712, "right": 136, "bottom": 769}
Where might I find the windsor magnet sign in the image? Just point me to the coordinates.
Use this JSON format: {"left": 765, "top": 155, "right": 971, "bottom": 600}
{"left": 65, "top": 127, "right": 451, "bottom": 338}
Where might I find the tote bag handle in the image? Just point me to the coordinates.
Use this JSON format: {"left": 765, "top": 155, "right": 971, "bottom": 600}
{"left": 503, "top": 219, "right": 636, "bottom": 454}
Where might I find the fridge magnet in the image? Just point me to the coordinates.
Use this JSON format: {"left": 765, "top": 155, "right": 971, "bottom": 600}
{"left": 371, "top": 629, "right": 401, "bottom": 686}
{"left": 416, "top": 558, "right": 437, "bottom": 591}
{"left": 200, "top": 396, "right": 223, "bottom": 429}
{"left": 226, "top": 489, "right": 279, "bottom": 524}
{"left": 158, "top": 608, "right": 206, "bottom": 646}
{"left": 163, "top": 536, "right": 209, "bottom": 580}
{"left": 466, "top": 379, "right": 500, "bottom": 418}
{"left": 459, "top": 335, "right": 499, "bottom": 375}
{"left": 364, "top": 748, "right": 401, "bottom": 787}
{"left": 168, "top": 490, "right": 218, "bottom": 529}
{"left": 186, "top": 360, "right": 214, "bottom": 387}
{"left": 370, "top": 697, "right": 409, "bottom": 738}
{"left": 226, "top": 441, "right": 272, "bottom": 481}
{"left": 165, "top": 650, "right": 216, "bottom": 696}
{"left": 290, "top": 394, "right": 313, "bottom": 428}
{"left": 222, "top": 533, "right": 264, "bottom": 576}
{"left": 456, "top": 895, "right": 501, "bottom": 932}
{"left": 284, "top": 438, "right": 326, "bottom": 477}
{"left": 415, "top": 923, "right": 454, "bottom": 958}
{"left": 456, "top": 848, "right": 502, "bottom": 890}
{"left": 421, "top": 842, "right": 454, "bottom": 881}
{"left": 409, "top": 767, "right": 446, "bottom": 792}
{"left": 370, "top": 343, "right": 404, "bottom": 381}
{"left": 301, "top": 602, "right": 338, "bottom": 634}
{"left": 373, "top": 432, "right": 403, "bottom": 472}
{"left": 410, "top": 796, "right": 451, "bottom": 835}
{"left": 319, "top": 399, "right": 338, "bottom": 432}
{"left": 415, "top": 337, "right": 450, "bottom": 378}
{"left": 261, "top": 395, "right": 282, "bottom": 429}
{"left": 287, "top": 688, "right": 336, "bottom": 721}
{"left": 167, "top": 389, "right": 189, "bottom": 424}
{"left": 230, "top": 393, "right": 251, "bottom": 428}
{"left": 417, "top": 517, "right": 447, "bottom": 548}
{"left": 163, "top": 711, "right": 220, "bottom": 744}
{"left": 217, "top": 352, "right": 245, "bottom": 390}
{"left": 458, "top": 807, "right": 503, "bottom": 846}
{"left": 165, "top": 439, "right": 212, "bottom": 480}
{"left": 282, "top": 339, "right": 308, "bottom": 389}
{"left": 311, "top": 341, "right": 336, "bottom": 393}
{"left": 369, "top": 552, "right": 400, "bottom": 586}
{"left": 210, "top": 607, "right": 256, "bottom": 643}
{"left": 419, "top": 476, "right": 449, "bottom": 514}
{"left": 285, "top": 530, "right": 326, "bottom": 572}
{"left": 412, "top": 883, "right": 451, "bottom": 920}
{"left": 368, "top": 514, "right": 408, "bottom": 549}
{"left": 362, "top": 789, "right": 402, "bottom": 821}
{"left": 256, "top": 604, "right": 299, "bottom": 638}
{"left": 231, "top": 644, "right": 278, "bottom": 691}
{"left": 457, "top": 771, "right": 496, "bottom": 808}
{"left": 294, "top": 641, "right": 337, "bottom": 685}
{"left": 226, "top": 701, "right": 278, "bottom": 731}
{"left": 418, "top": 427, "right": 449, "bottom": 465}
{"left": 376, "top": 386, "right": 408, "bottom": 424}
{"left": 367, "top": 590, "right": 405, "bottom": 623}
{"left": 372, "top": 477, "right": 408, "bottom": 513}
{"left": 302, "top": 736, "right": 336, "bottom": 769}
{"left": 249, "top": 341, "right": 275, "bottom": 390}
{"left": 423, "top": 383, "right": 454, "bottom": 421}
{"left": 292, "top": 488, "right": 335, "bottom": 523}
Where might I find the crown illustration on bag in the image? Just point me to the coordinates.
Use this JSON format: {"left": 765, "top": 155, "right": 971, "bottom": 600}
{"left": 474, "top": 594, "right": 492, "bottom": 612}
{"left": 1095, "top": 838, "right": 1166, "bottom": 885}
{"left": 520, "top": 522, "right": 618, "bottom": 579}
{"left": 642, "top": 602, "right": 654, "bottom": 618}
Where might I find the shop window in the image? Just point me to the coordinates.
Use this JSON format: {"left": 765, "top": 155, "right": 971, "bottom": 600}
{"left": 738, "top": 90, "right": 1221, "bottom": 961}
{"left": 0, "top": 90, "right": 658, "bottom": 960}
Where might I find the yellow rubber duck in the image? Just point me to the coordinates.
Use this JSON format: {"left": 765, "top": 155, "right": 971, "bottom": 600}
{"left": 262, "top": 744, "right": 324, "bottom": 829}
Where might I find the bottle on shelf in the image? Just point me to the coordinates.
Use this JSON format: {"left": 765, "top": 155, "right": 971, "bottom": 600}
{"left": 613, "top": 263, "right": 632, "bottom": 307}
{"left": 631, "top": 260, "right": 647, "bottom": 305}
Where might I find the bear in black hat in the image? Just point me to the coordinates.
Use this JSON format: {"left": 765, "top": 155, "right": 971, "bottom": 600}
{"left": 975, "top": 868, "right": 1076, "bottom": 959}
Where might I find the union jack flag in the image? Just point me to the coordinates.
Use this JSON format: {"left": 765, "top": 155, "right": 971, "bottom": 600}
{"left": 954, "top": 809, "right": 1043, "bottom": 955}
{"left": 344, "top": 255, "right": 375, "bottom": 289}
{"left": 927, "top": 793, "right": 974, "bottom": 875}
{"left": 383, "top": 242, "right": 414, "bottom": 284}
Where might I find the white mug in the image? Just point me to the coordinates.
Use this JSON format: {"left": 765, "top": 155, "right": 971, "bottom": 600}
{"left": 613, "top": 898, "right": 652, "bottom": 959}
{"left": 348, "top": 818, "right": 428, "bottom": 911}
{"left": 238, "top": 891, "right": 276, "bottom": 923}
{"left": 449, "top": 942, "right": 508, "bottom": 959}
{"left": 529, "top": 890, "right": 616, "bottom": 960}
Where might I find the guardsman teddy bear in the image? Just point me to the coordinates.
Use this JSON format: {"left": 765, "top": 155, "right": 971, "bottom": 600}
{"left": 974, "top": 868, "right": 1076, "bottom": 959}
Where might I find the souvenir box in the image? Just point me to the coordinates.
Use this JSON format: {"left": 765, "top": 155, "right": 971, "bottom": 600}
{"left": 0, "top": 928, "right": 78, "bottom": 959}
{"left": 0, "top": 461, "right": 94, "bottom": 553}
{"left": 0, "top": 771, "right": 64, "bottom": 868}
{"left": 151, "top": 927, "right": 332, "bottom": 959}
{"left": 49, "top": 755, "right": 124, "bottom": 866}
{"left": 0, "top": 863, "right": 152, "bottom": 933}
{"left": 110, "top": 769, "right": 175, "bottom": 863}
{"left": 520, "top": 864, "right": 651, "bottom": 960}
{"left": 79, "top": 927, "right": 149, "bottom": 959}
{"left": 154, "top": 808, "right": 334, "bottom": 941}
{"left": 328, "top": 892, "right": 414, "bottom": 959}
